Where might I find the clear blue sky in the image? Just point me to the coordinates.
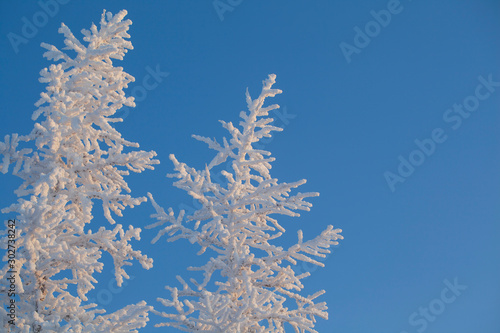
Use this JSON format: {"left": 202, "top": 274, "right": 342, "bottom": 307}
{"left": 1, "top": 1, "right": 499, "bottom": 332}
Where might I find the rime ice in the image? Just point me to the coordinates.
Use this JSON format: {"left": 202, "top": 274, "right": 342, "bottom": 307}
{"left": 0, "top": 10, "right": 158, "bottom": 332}
{"left": 148, "top": 74, "right": 343, "bottom": 333}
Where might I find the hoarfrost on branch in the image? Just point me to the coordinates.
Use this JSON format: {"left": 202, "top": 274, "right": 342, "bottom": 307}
{"left": 148, "top": 74, "right": 343, "bottom": 333}
{"left": 0, "top": 10, "right": 158, "bottom": 332}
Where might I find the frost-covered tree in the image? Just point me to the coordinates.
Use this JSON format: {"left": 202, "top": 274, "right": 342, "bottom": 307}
{"left": 0, "top": 10, "right": 158, "bottom": 332}
{"left": 148, "top": 74, "right": 343, "bottom": 332}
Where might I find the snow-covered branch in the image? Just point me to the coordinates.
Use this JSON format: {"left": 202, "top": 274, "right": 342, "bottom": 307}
{"left": 149, "top": 74, "right": 343, "bottom": 332}
{"left": 0, "top": 10, "right": 157, "bottom": 332}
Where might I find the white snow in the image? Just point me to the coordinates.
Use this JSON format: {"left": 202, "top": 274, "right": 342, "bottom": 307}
{"left": 0, "top": 10, "right": 158, "bottom": 332}
{"left": 148, "top": 74, "right": 343, "bottom": 333}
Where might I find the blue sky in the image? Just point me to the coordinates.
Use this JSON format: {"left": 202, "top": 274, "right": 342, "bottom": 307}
{"left": 1, "top": 0, "right": 499, "bottom": 332}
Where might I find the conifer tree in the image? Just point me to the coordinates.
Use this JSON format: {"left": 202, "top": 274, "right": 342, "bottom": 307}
{"left": 0, "top": 10, "right": 158, "bottom": 332}
{"left": 148, "top": 74, "right": 343, "bottom": 332}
